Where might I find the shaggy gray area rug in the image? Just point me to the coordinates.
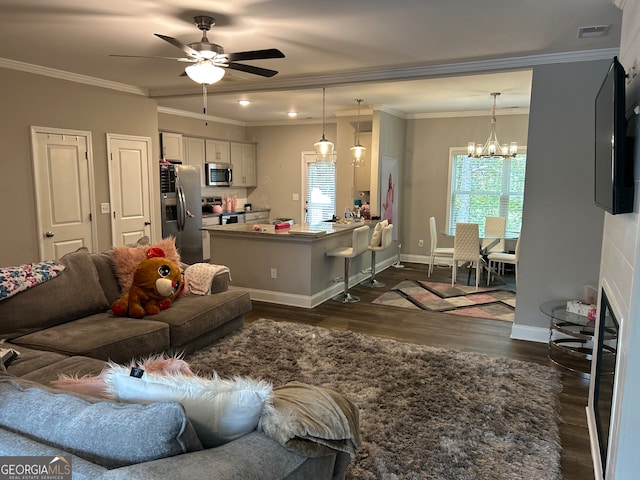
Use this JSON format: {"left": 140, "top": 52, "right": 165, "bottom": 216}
{"left": 186, "top": 319, "right": 562, "bottom": 480}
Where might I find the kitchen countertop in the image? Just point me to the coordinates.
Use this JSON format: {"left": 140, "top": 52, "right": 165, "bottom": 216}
{"left": 202, "top": 220, "right": 371, "bottom": 239}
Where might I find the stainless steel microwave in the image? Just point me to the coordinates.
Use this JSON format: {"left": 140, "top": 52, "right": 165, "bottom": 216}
{"left": 205, "top": 163, "right": 232, "bottom": 187}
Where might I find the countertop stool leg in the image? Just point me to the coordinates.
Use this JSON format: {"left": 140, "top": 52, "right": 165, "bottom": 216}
{"left": 361, "top": 250, "right": 385, "bottom": 288}
{"left": 333, "top": 257, "right": 360, "bottom": 303}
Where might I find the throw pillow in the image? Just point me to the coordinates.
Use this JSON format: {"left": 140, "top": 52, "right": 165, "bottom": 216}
{"left": 0, "top": 376, "right": 203, "bottom": 469}
{"left": 103, "top": 364, "right": 272, "bottom": 448}
{"left": 369, "top": 220, "right": 388, "bottom": 247}
{"left": 112, "top": 237, "right": 180, "bottom": 292}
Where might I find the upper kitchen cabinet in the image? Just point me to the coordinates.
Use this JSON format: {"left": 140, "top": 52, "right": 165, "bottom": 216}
{"left": 160, "top": 132, "right": 183, "bottom": 162}
{"left": 205, "top": 139, "right": 230, "bottom": 164}
{"left": 230, "top": 142, "right": 257, "bottom": 187}
{"left": 183, "top": 136, "right": 206, "bottom": 185}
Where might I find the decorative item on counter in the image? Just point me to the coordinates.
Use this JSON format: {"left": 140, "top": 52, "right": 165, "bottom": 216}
{"left": 213, "top": 204, "right": 222, "bottom": 214}
{"left": 244, "top": 203, "right": 252, "bottom": 212}
{"left": 275, "top": 222, "right": 290, "bottom": 230}
{"left": 567, "top": 300, "right": 596, "bottom": 319}
{"left": 360, "top": 203, "right": 370, "bottom": 219}
{"left": 231, "top": 194, "right": 238, "bottom": 212}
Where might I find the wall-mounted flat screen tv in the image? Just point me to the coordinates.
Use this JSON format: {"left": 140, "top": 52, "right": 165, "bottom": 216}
{"left": 594, "top": 56, "right": 634, "bottom": 215}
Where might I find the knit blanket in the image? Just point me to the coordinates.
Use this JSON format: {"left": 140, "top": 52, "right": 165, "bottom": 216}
{"left": 0, "top": 261, "right": 65, "bottom": 301}
{"left": 183, "top": 263, "right": 230, "bottom": 296}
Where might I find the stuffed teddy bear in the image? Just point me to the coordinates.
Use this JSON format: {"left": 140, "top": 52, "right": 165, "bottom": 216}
{"left": 111, "top": 247, "right": 183, "bottom": 318}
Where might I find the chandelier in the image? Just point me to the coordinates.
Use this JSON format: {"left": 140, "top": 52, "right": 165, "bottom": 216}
{"left": 314, "top": 87, "right": 335, "bottom": 163}
{"left": 467, "top": 92, "right": 517, "bottom": 158}
{"left": 351, "top": 99, "right": 366, "bottom": 166}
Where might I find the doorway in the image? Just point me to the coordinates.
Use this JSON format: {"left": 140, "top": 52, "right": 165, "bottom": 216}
{"left": 30, "top": 126, "right": 97, "bottom": 260}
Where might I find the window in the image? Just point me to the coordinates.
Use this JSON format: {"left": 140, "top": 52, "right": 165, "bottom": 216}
{"left": 448, "top": 148, "right": 526, "bottom": 234}
{"left": 302, "top": 153, "right": 336, "bottom": 224}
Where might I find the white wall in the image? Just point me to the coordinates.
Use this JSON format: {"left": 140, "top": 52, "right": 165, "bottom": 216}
{"left": 594, "top": 1, "right": 640, "bottom": 477}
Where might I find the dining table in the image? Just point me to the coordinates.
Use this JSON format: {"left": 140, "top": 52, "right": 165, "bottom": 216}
{"left": 441, "top": 228, "right": 519, "bottom": 285}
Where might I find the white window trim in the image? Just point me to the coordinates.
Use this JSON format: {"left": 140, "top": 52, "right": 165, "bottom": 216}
{"left": 445, "top": 146, "right": 527, "bottom": 234}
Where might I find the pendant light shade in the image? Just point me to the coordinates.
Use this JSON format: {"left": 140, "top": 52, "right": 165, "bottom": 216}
{"left": 315, "top": 88, "right": 334, "bottom": 163}
{"left": 467, "top": 92, "right": 517, "bottom": 158}
{"left": 351, "top": 98, "right": 366, "bottom": 166}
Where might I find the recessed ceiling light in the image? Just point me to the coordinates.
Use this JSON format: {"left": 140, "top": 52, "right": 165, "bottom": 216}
{"left": 287, "top": 111, "right": 298, "bottom": 118}
{"left": 238, "top": 99, "right": 251, "bottom": 106}
{"left": 578, "top": 25, "right": 610, "bottom": 38}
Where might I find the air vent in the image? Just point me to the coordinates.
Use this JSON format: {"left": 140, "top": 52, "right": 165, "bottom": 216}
{"left": 578, "top": 25, "right": 610, "bottom": 38}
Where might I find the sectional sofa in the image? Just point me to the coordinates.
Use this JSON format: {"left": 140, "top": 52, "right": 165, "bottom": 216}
{"left": 0, "top": 247, "right": 351, "bottom": 479}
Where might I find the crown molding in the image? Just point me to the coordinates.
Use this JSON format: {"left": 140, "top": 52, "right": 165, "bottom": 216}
{"left": 0, "top": 57, "right": 148, "bottom": 96}
{"left": 156, "top": 106, "right": 246, "bottom": 127}
{"left": 149, "top": 48, "right": 620, "bottom": 99}
{"left": 410, "top": 107, "right": 530, "bottom": 120}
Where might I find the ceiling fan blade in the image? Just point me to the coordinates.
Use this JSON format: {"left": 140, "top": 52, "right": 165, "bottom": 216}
{"left": 110, "top": 54, "right": 195, "bottom": 62}
{"left": 227, "top": 49, "right": 285, "bottom": 62}
{"left": 227, "top": 62, "right": 279, "bottom": 77}
{"left": 154, "top": 33, "right": 201, "bottom": 59}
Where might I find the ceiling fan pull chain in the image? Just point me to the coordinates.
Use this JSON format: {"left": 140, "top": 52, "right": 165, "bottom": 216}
{"left": 203, "top": 84, "right": 208, "bottom": 126}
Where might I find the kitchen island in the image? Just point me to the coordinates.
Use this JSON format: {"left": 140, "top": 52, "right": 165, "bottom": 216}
{"left": 202, "top": 221, "right": 396, "bottom": 308}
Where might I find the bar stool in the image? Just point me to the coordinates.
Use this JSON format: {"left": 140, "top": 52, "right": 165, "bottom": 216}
{"left": 361, "top": 223, "right": 394, "bottom": 288}
{"left": 326, "top": 225, "right": 370, "bottom": 303}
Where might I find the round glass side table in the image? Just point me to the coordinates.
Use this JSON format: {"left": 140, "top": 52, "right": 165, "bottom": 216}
{"left": 540, "top": 300, "right": 599, "bottom": 378}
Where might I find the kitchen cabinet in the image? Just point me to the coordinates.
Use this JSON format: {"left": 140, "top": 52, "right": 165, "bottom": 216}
{"left": 160, "top": 132, "right": 183, "bottom": 162}
{"left": 201, "top": 214, "right": 221, "bottom": 261}
{"left": 230, "top": 142, "right": 257, "bottom": 187}
{"left": 183, "top": 137, "right": 206, "bottom": 185}
{"left": 205, "top": 139, "right": 230, "bottom": 164}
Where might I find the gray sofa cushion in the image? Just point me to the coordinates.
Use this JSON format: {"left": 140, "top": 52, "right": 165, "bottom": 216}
{"left": 0, "top": 248, "right": 110, "bottom": 339}
{"left": 11, "top": 313, "right": 170, "bottom": 363}
{"left": 0, "top": 376, "right": 203, "bottom": 469}
{"left": 90, "top": 250, "right": 122, "bottom": 304}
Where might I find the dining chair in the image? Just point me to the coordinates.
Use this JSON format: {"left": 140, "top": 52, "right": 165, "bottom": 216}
{"left": 482, "top": 216, "right": 506, "bottom": 254}
{"left": 428, "top": 217, "right": 454, "bottom": 277}
{"left": 452, "top": 223, "right": 481, "bottom": 287}
{"left": 488, "top": 236, "right": 521, "bottom": 285}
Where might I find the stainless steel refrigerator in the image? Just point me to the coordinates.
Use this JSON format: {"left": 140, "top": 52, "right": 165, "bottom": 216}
{"left": 160, "top": 163, "right": 203, "bottom": 264}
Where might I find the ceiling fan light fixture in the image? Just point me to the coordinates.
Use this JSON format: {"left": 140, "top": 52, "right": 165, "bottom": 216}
{"left": 467, "top": 92, "right": 517, "bottom": 158}
{"left": 185, "top": 62, "right": 225, "bottom": 85}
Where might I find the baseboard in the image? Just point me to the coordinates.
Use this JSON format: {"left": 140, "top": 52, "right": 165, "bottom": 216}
{"left": 229, "top": 265, "right": 377, "bottom": 309}
{"left": 510, "top": 323, "right": 549, "bottom": 343}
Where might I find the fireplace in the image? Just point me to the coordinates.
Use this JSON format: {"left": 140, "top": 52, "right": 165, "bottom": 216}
{"left": 587, "top": 288, "right": 620, "bottom": 479}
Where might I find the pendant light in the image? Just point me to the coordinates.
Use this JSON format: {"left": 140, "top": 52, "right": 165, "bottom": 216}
{"left": 314, "top": 87, "right": 335, "bottom": 163}
{"left": 467, "top": 92, "right": 518, "bottom": 158}
{"left": 351, "top": 99, "right": 366, "bottom": 166}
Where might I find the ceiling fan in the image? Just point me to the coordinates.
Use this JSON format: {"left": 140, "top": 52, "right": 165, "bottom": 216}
{"left": 111, "top": 15, "right": 285, "bottom": 84}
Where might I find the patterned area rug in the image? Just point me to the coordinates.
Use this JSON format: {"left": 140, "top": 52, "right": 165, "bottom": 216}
{"left": 372, "top": 280, "right": 516, "bottom": 322}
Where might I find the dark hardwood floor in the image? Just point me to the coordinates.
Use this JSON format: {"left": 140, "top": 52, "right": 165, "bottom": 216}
{"left": 245, "top": 262, "right": 594, "bottom": 480}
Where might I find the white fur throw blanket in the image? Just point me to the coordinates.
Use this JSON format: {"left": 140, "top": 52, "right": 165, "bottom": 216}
{"left": 258, "top": 381, "right": 361, "bottom": 459}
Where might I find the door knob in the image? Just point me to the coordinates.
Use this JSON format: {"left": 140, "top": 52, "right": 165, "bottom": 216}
{"left": 45, "top": 231, "right": 54, "bottom": 238}
{"left": 144, "top": 221, "right": 151, "bottom": 225}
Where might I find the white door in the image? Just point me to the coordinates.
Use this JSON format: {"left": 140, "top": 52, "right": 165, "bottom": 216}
{"left": 31, "top": 127, "right": 96, "bottom": 260}
{"left": 107, "top": 134, "right": 153, "bottom": 246}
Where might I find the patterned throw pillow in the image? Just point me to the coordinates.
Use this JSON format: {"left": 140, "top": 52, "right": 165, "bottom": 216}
{"left": 0, "top": 261, "right": 65, "bottom": 301}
